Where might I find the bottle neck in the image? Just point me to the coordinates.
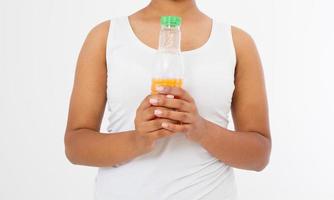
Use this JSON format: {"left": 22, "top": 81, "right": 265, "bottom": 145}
{"left": 158, "top": 25, "right": 181, "bottom": 53}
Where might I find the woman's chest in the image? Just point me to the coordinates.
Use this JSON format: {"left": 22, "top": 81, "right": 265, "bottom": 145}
{"left": 106, "top": 49, "right": 236, "bottom": 119}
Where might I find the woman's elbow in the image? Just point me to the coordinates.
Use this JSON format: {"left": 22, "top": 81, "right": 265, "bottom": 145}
{"left": 64, "top": 131, "right": 80, "bottom": 165}
{"left": 253, "top": 155, "right": 270, "bottom": 172}
{"left": 65, "top": 147, "right": 79, "bottom": 165}
{"left": 254, "top": 138, "right": 271, "bottom": 172}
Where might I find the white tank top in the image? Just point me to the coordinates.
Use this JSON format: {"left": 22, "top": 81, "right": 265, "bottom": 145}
{"left": 95, "top": 16, "right": 238, "bottom": 200}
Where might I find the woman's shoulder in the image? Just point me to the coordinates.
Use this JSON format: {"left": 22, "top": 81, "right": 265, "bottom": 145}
{"left": 231, "top": 25, "right": 254, "bottom": 46}
{"left": 213, "top": 18, "right": 254, "bottom": 45}
{"left": 212, "top": 19, "right": 256, "bottom": 65}
{"left": 76, "top": 20, "right": 111, "bottom": 75}
{"left": 85, "top": 16, "right": 129, "bottom": 46}
{"left": 78, "top": 20, "right": 111, "bottom": 62}
{"left": 229, "top": 25, "right": 258, "bottom": 64}
{"left": 212, "top": 19, "right": 255, "bottom": 48}
{"left": 85, "top": 20, "right": 111, "bottom": 42}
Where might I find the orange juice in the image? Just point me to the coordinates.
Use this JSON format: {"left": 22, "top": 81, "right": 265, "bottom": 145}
{"left": 151, "top": 78, "right": 183, "bottom": 94}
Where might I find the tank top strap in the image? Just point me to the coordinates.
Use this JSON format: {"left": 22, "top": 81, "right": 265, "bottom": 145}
{"left": 106, "top": 16, "right": 132, "bottom": 63}
{"left": 206, "top": 20, "right": 236, "bottom": 66}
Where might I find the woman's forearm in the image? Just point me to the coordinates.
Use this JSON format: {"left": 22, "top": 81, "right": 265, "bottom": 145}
{"left": 199, "top": 120, "right": 271, "bottom": 171}
{"left": 64, "top": 129, "right": 147, "bottom": 167}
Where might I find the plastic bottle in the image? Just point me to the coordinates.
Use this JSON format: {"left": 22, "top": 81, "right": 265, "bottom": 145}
{"left": 151, "top": 16, "right": 184, "bottom": 94}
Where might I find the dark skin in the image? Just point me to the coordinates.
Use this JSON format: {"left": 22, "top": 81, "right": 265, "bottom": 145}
{"left": 64, "top": 0, "right": 271, "bottom": 171}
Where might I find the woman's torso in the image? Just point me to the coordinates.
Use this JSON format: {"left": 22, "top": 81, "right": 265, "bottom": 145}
{"left": 95, "top": 16, "right": 238, "bottom": 200}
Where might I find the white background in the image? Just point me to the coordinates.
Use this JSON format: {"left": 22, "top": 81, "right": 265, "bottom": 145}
{"left": 1, "top": 0, "right": 334, "bottom": 199}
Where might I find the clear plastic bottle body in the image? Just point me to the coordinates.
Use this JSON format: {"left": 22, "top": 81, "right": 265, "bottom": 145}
{"left": 151, "top": 22, "right": 184, "bottom": 94}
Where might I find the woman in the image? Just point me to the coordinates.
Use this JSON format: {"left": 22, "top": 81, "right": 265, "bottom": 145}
{"left": 64, "top": 0, "right": 271, "bottom": 199}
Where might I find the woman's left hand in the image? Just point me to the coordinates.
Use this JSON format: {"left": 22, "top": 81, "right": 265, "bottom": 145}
{"left": 149, "top": 86, "right": 208, "bottom": 143}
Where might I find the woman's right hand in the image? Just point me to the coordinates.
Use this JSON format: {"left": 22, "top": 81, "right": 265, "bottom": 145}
{"left": 134, "top": 95, "right": 177, "bottom": 153}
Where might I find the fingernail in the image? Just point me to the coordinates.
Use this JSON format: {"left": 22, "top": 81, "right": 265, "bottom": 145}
{"left": 156, "top": 86, "right": 164, "bottom": 92}
{"left": 154, "top": 109, "right": 162, "bottom": 116}
{"left": 166, "top": 94, "right": 174, "bottom": 99}
{"left": 162, "top": 122, "right": 169, "bottom": 128}
{"left": 149, "top": 98, "right": 158, "bottom": 105}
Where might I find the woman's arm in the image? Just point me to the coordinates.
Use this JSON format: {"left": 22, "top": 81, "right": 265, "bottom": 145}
{"left": 64, "top": 21, "right": 147, "bottom": 167}
{"left": 198, "top": 27, "right": 271, "bottom": 171}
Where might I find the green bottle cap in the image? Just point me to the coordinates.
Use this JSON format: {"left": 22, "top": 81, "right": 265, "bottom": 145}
{"left": 160, "top": 16, "right": 182, "bottom": 27}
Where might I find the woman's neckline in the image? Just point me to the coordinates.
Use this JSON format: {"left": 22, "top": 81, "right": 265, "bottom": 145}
{"left": 125, "top": 16, "right": 215, "bottom": 55}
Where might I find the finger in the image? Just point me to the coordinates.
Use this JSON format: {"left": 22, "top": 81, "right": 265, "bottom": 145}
{"left": 142, "top": 106, "right": 166, "bottom": 121}
{"left": 148, "top": 129, "right": 175, "bottom": 140}
{"left": 137, "top": 95, "right": 153, "bottom": 112}
{"left": 148, "top": 94, "right": 167, "bottom": 106}
{"left": 155, "top": 86, "right": 194, "bottom": 102}
{"left": 153, "top": 108, "right": 193, "bottom": 123}
{"left": 161, "top": 122, "right": 192, "bottom": 133}
{"left": 149, "top": 95, "right": 193, "bottom": 112}
{"left": 141, "top": 119, "right": 177, "bottom": 133}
